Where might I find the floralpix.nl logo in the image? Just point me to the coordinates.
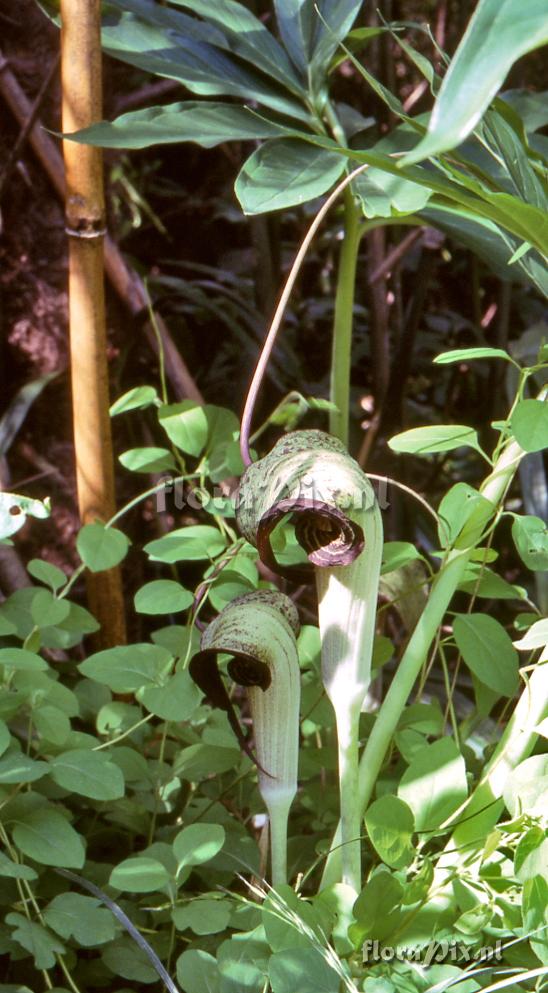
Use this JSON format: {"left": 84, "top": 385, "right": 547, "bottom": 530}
{"left": 362, "top": 939, "right": 504, "bottom": 966}
{"left": 154, "top": 474, "right": 390, "bottom": 513}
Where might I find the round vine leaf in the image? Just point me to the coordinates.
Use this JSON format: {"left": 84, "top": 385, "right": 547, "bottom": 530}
{"left": 176, "top": 949, "right": 220, "bottom": 993}
{"left": 119, "top": 446, "right": 176, "bottom": 473}
{"left": 511, "top": 399, "right": 548, "bottom": 452}
{"left": 388, "top": 424, "right": 483, "bottom": 456}
{"left": 110, "top": 385, "right": 158, "bottom": 415}
{"left": 11, "top": 808, "right": 86, "bottom": 868}
{"left": 511, "top": 514, "right": 548, "bottom": 571}
{"left": 49, "top": 749, "right": 125, "bottom": 801}
{"left": 31, "top": 590, "right": 70, "bottom": 628}
{"left": 76, "top": 522, "right": 130, "bottom": 572}
{"left": 27, "top": 559, "right": 67, "bottom": 592}
{"left": 0, "top": 648, "right": 47, "bottom": 672}
{"left": 109, "top": 857, "right": 171, "bottom": 893}
{"left": 134, "top": 580, "right": 193, "bottom": 615}
{"left": 78, "top": 644, "right": 173, "bottom": 692}
{"left": 398, "top": 738, "right": 467, "bottom": 831}
{"left": 365, "top": 795, "right": 415, "bottom": 869}
{"left": 173, "top": 824, "right": 225, "bottom": 872}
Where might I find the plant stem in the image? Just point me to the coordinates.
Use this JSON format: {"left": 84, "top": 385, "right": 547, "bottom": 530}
{"left": 320, "top": 432, "right": 528, "bottom": 889}
{"left": 266, "top": 794, "right": 292, "bottom": 887}
{"left": 334, "top": 705, "right": 361, "bottom": 890}
{"left": 329, "top": 188, "right": 362, "bottom": 445}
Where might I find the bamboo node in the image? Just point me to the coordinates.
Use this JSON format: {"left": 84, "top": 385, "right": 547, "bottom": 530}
{"left": 65, "top": 220, "right": 107, "bottom": 239}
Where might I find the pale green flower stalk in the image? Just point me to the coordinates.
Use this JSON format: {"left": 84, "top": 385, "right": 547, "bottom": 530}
{"left": 237, "top": 430, "right": 383, "bottom": 892}
{"left": 189, "top": 590, "right": 300, "bottom": 887}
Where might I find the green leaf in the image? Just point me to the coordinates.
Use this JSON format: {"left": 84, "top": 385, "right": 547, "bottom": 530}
{"left": 110, "top": 385, "right": 158, "bottom": 414}
{"left": 109, "top": 856, "right": 170, "bottom": 892}
{"left": 511, "top": 515, "right": 548, "bottom": 571}
{"left": 0, "top": 850, "right": 37, "bottom": 880}
{"left": 434, "top": 347, "right": 513, "bottom": 364}
{"left": 437, "top": 483, "right": 494, "bottom": 548}
{"left": 0, "top": 719, "right": 9, "bottom": 756}
{"left": 268, "top": 947, "right": 341, "bottom": 993}
{"left": 274, "top": 0, "right": 361, "bottom": 91}
{"left": 235, "top": 139, "right": 345, "bottom": 215}
{"left": 44, "top": 893, "right": 117, "bottom": 946}
{"left": 134, "top": 579, "right": 193, "bottom": 615}
{"left": 144, "top": 525, "right": 227, "bottom": 562}
{"left": 11, "top": 808, "right": 86, "bottom": 868}
{"left": 388, "top": 424, "right": 483, "bottom": 456}
{"left": 176, "top": 949, "right": 220, "bottom": 993}
{"left": 159, "top": 400, "right": 209, "bottom": 455}
{"left": 0, "top": 753, "right": 49, "bottom": 784}
{"left": 515, "top": 827, "right": 548, "bottom": 884}
{"left": 217, "top": 930, "right": 270, "bottom": 993}
{"left": 173, "top": 823, "right": 225, "bottom": 871}
{"left": 33, "top": 705, "right": 71, "bottom": 746}
{"left": 453, "top": 613, "right": 519, "bottom": 696}
{"left": 101, "top": 0, "right": 312, "bottom": 124}
{"left": 6, "top": 913, "right": 65, "bottom": 970}
{"left": 172, "top": 898, "right": 231, "bottom": 935}
{"left": 511, "top": 399, "right": 548, "bottom": 453}
{"left": 458, "top": 564, "right": 526, "bottom": 600}
{"left": 398, "top": 738, "right": 468, "bottom": 831}
{"left": 262, "top": 886, "right": 320, "bottom": 952}
{"left": 78, "top": 644, "right": 173, "bottom": 692}
{"left": 102, "top": 936, "right": 162, "bottom": 983}
{"left": 402, "top": 0, "right": 548, "bottom": 164}
{"left": 523, "top": 875, "right": 548, "bottom": 964}
{"left": 365, "top": 795, "right": 415, "bottom": 869}
{"left": 355, "top": 166, "right": 431, "bottom": 218}
{"left": 208, "top": 570, "right": 255, "bottom": 612}
{"left": 27, "top": 559, "right": 67, "bottom": 592}
{"left": 137, "top": 668, "right": 202, "bottom": 721}
{"left": 31, "top": 590, "right": 70, "bottom": 628}
{"left": 503, "top": 754, "right": 548, "bottom": 818}
{"left": 350, "top": 867, "right": 404, "bottom": 943}
{"left": 119, "top": 446, "right": 177, "bottom": 473}
{"left": 381, "top": 542, "right": 422, "bottom": 574}
{"left": 0, "top": 648, "right": 47, "bottom": 672}
{"left": 76, "top": 522, "right": 130, "bottom": 572}
{"left": 170, "top": 2, "right": 304, "bottom": 96}
{"left": 422, "top": 203, "right": 548, "bottom": 295}
{"left": 49, "top": 749, "right": 125, "bottom": 801}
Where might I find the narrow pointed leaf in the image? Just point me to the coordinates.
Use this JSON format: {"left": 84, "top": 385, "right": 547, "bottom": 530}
{"left": 402, "top": 0, "right": 548, "bottom": 164}
{"left": 66, "top": 101, "right": 289, "bottom": 150}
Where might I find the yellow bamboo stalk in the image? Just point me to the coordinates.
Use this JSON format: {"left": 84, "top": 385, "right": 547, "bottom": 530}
{"left": 60, "top": 0, "right": 126, "bottom": 647}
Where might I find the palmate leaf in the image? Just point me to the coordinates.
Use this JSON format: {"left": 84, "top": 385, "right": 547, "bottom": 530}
{"left": 403, "top": 0, "right": 548, "bottom": 164}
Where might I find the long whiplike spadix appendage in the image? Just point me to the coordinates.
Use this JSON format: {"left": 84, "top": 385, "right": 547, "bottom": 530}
{"left": 236, "top": 430, "right": 383, "bottom": 892}
{"left": 189, "top": 590, "right": 300, "bottom": 887}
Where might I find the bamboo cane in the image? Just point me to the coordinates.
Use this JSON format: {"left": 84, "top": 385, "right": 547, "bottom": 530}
{"left": 60, "top": 0, "right": 126, "bottom": 647}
